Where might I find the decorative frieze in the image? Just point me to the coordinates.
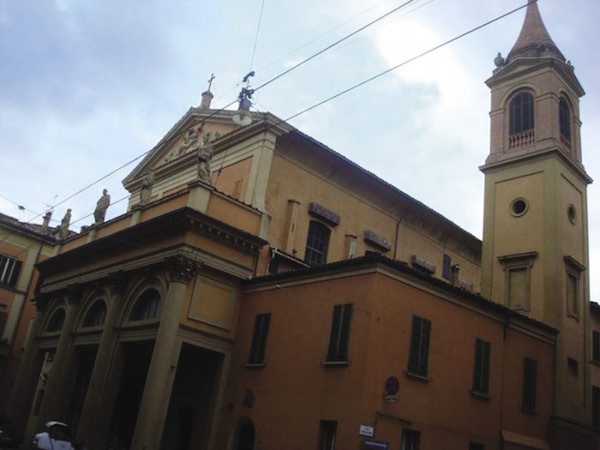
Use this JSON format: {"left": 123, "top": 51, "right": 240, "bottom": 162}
{"left": 411, "top": 255, "right": 436, "bottom": 274}
{"left": 364, "top": 230, "right": 391, "bottom": 251}
{"left": 309, "top": 202, "right": 340, "bottom": 226}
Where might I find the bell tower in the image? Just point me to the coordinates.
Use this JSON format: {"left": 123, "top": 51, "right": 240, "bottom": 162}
{"left": 480, "top": 0, "right": 594, "bottom": 436}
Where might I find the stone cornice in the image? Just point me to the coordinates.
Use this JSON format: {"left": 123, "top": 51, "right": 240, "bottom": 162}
{"left": 479, "top": 146, "right": 593, "bottom": 184}
{"left": 37, "top": 207, "right": 267, "bottom": 276}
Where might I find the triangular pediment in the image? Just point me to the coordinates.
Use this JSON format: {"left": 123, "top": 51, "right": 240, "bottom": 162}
{"left": 122, "top": 108, "right": 239, "bottom": 191}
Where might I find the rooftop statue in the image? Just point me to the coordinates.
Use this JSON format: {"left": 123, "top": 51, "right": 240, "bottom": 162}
{"left": 94, "top": 189, "right": 110, "bottom": 224}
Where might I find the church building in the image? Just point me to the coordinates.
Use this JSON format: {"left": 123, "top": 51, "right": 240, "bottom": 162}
{"left": 6, "top": 2, "right": 599, "bottom": 449}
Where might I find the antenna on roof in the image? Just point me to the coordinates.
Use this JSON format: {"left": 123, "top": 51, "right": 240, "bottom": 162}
{"left": 233, "top": 72, "right": 255, "bottom": 127}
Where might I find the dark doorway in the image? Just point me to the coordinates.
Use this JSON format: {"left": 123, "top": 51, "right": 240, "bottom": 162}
{"left": 67, "top": 345, "right": 98, "bottom": 432}
{"left": 160, "top": 344, "right": 222, "bottom": 450}
{"left": 107, "top": 341, "right": 154, "bottom": 450}
{"left": 234, "top": 419, "right": 255, "bottom": 450}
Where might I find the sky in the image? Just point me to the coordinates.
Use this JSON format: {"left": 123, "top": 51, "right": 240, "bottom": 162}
{"left": 1, "top": 0, "right": 599, "bottom": 297}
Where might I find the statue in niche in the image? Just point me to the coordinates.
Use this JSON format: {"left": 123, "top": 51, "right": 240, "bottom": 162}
{"left": 57, "top": 209, "right": 71, "bottom": 240}
{"left": 94, "top": 189, "right": 110, "bottom": 224}
{"left": 140, "top": 169, "right": 155, "bottom": 205}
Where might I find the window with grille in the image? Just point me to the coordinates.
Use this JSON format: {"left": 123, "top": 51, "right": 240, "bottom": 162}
{"left": 559, "top": 97, "right": 571, "bottom": 141}
{"left": 0, "top": 255, "right": 22, "bottom": 287}
{"left": 248, "top": 313, "right": 271, "bottom": 365}
{"left": 305, "top": 221, "right": 330, "bottom": 266}
{"left": 401, "top": 429, "right": 420, "bottom": 450}
{"left": 509, "top": 92, "right": 534, "bottom": 135}
{"left": 472, "top": 339, "right": 491, "bottom": 395}
{"left": 82, "top": 300, "right": 107, "bottom": 327}
{"left": 129, "top": 289, "right": 161, "bottom": 321}
{"left": 522, "top": 357, "right": 537, "bottom": 412}
{"left": 326, "top": 304, "right": 353, "bottom": 363}
{"left": 318, "top": 420, "right": 337, "bottom": 450}
{"left": 46, "top": 308, "right": 66, "bottom": 333}
{"left": 407, "top": 316, "right": 431, "bottom": 378}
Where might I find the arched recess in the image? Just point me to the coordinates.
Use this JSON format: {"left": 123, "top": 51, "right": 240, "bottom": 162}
{"left": 129, "top": 288, "right": 161, "bottom": 322}
{"left": 229, "top": 417, "right": 255, "bottom": 450}
{"left": 82, "top": 300, "right": 108, "bottom": 328}
{"left": 45, "top": 307, "right": 66, "bottom": 334}
{"left": 508, "top": 90, "right": 535, "bottom": 136}
{"left": 119, "top": 276, "right": 167, "bottom": 326}
{"left": 559, "top": 94, "right": 572, "bottom": 142}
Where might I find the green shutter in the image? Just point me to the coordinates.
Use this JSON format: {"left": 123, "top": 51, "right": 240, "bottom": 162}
{"left": 248, "top": 313, "right": 271, "bottom": 364}
{"left": 408, "top": 316, "right": 431, "bottom": 377}
{"left": 327, "top": 304, "right": 353, "bottom": 362}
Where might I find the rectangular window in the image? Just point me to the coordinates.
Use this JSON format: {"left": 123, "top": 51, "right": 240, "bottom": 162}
{"left": 593, "top": 331, "right": 600, "bottom": 363}
{"left": 305, "top": 221, "right": 331, "bottom": 266}
{"left": 318, "top": 420, "right": 337, "bottom": 450}
{"left": 442, "top": 254, "right": 452, "bottom": 280}
{"left": 593, "top": 386, "right": 600, "bottom": 428}
{"left": 247, "top": 313, "right": 271, "bottom": 365}
{"left": 401, "top": 429, "right": 420, "bottom": 450}
{"left": 326, "top": 304, "right": 353, "bottom": 362}
{"left": 407, "top": 316, "right": 431, "bottom": 378}
{"left": 469, "top": 444, "right": 484, "bottom": 450}
{"left": 0, "top": 255, "right": 22, "bottom": 287}
{"left": 522, "top": 357, "right": 537, "bottom": 412}
{"left": 472, "top": 339, "right": 491, "bottom": 395}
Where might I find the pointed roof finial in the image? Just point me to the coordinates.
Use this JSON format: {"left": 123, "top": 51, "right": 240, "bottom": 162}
{"left": 506, "top": 1, "right": 565, "bottom": 64}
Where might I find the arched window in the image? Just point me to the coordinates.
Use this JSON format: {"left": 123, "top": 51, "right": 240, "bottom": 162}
{"left": 509, "top": 92, "right": 534, "bottom": 135}
{"left": 129, "top": 289, "right": 161, "bottom": 321}
{"left": 304, "top": 221, "right": 331, "bottom": 266}
{"left": 46, "top": 308, "right": 66, "bottom": 333}
{"left": 82, "top": 300, "right": 107, "bottom": 327}
{"left": 559, "top": 97, "right": 571, "bottom": 142}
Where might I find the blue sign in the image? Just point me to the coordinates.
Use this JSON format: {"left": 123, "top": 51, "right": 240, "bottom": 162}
{"left": 364, "top": 439, "right": 389, "bottom": 449}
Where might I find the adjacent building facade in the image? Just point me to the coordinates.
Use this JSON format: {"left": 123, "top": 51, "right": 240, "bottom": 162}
{"left": 5, "top": 2, "right": 599, "bottom": 449}
{"left": 0, "top": 212, "right": 57, "bottom": 413}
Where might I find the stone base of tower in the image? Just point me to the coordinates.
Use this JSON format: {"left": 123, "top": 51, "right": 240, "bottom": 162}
{"left": 549, "top": 415, "right": 599, "bottom": 450}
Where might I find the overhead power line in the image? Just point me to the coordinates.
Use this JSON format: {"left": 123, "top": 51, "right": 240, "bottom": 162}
{"left": 253, "top": 0, "right": 416, "bottom": 93}
{"left": 281, "top": 1, "right": 535, "bottom": 123}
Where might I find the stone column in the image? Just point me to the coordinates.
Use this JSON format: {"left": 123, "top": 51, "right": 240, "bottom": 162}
{"left": 6, "top": 297, "right": 48, "bottom": 437}
{"left": 76, "top": 273, "right": 126, "bottom": 449}
{"left": 130, "top": 256, "right": 198, "bottom": 450}
{"left": 36, "top": 288, "right": 81, "bottom": 430}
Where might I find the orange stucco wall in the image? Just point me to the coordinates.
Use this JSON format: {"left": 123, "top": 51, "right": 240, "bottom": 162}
{"left": 217, "top": 267, "right": 554, "bottom": 449}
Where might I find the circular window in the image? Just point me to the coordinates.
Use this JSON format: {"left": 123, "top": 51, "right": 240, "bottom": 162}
{"left": 568, "top": 204, "right": 577, "bottom": 224}
{"left": 510, "top": 198, "right": 528, "bottom": 217}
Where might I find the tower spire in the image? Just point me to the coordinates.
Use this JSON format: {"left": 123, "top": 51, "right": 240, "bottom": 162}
{"left": 506, "top": 0, "right": 565, "bottom": 64}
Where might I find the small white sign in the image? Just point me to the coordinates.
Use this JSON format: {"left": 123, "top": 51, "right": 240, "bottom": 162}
{"left": 386, "top": 394, "right": 399, "bottom": 403}
{"left": 359, "top": 425, "right": 374, "bottom": 437}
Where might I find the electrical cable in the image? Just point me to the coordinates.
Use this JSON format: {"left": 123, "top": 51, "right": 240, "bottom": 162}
{"left": 252, "top": 0, "right": 416, "bottom": 93}
{"left": 279, "top": 1, "right": 535, "bottom": 124}
{"left": 249, "top": 0, "right": 267, "bottom": 72}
